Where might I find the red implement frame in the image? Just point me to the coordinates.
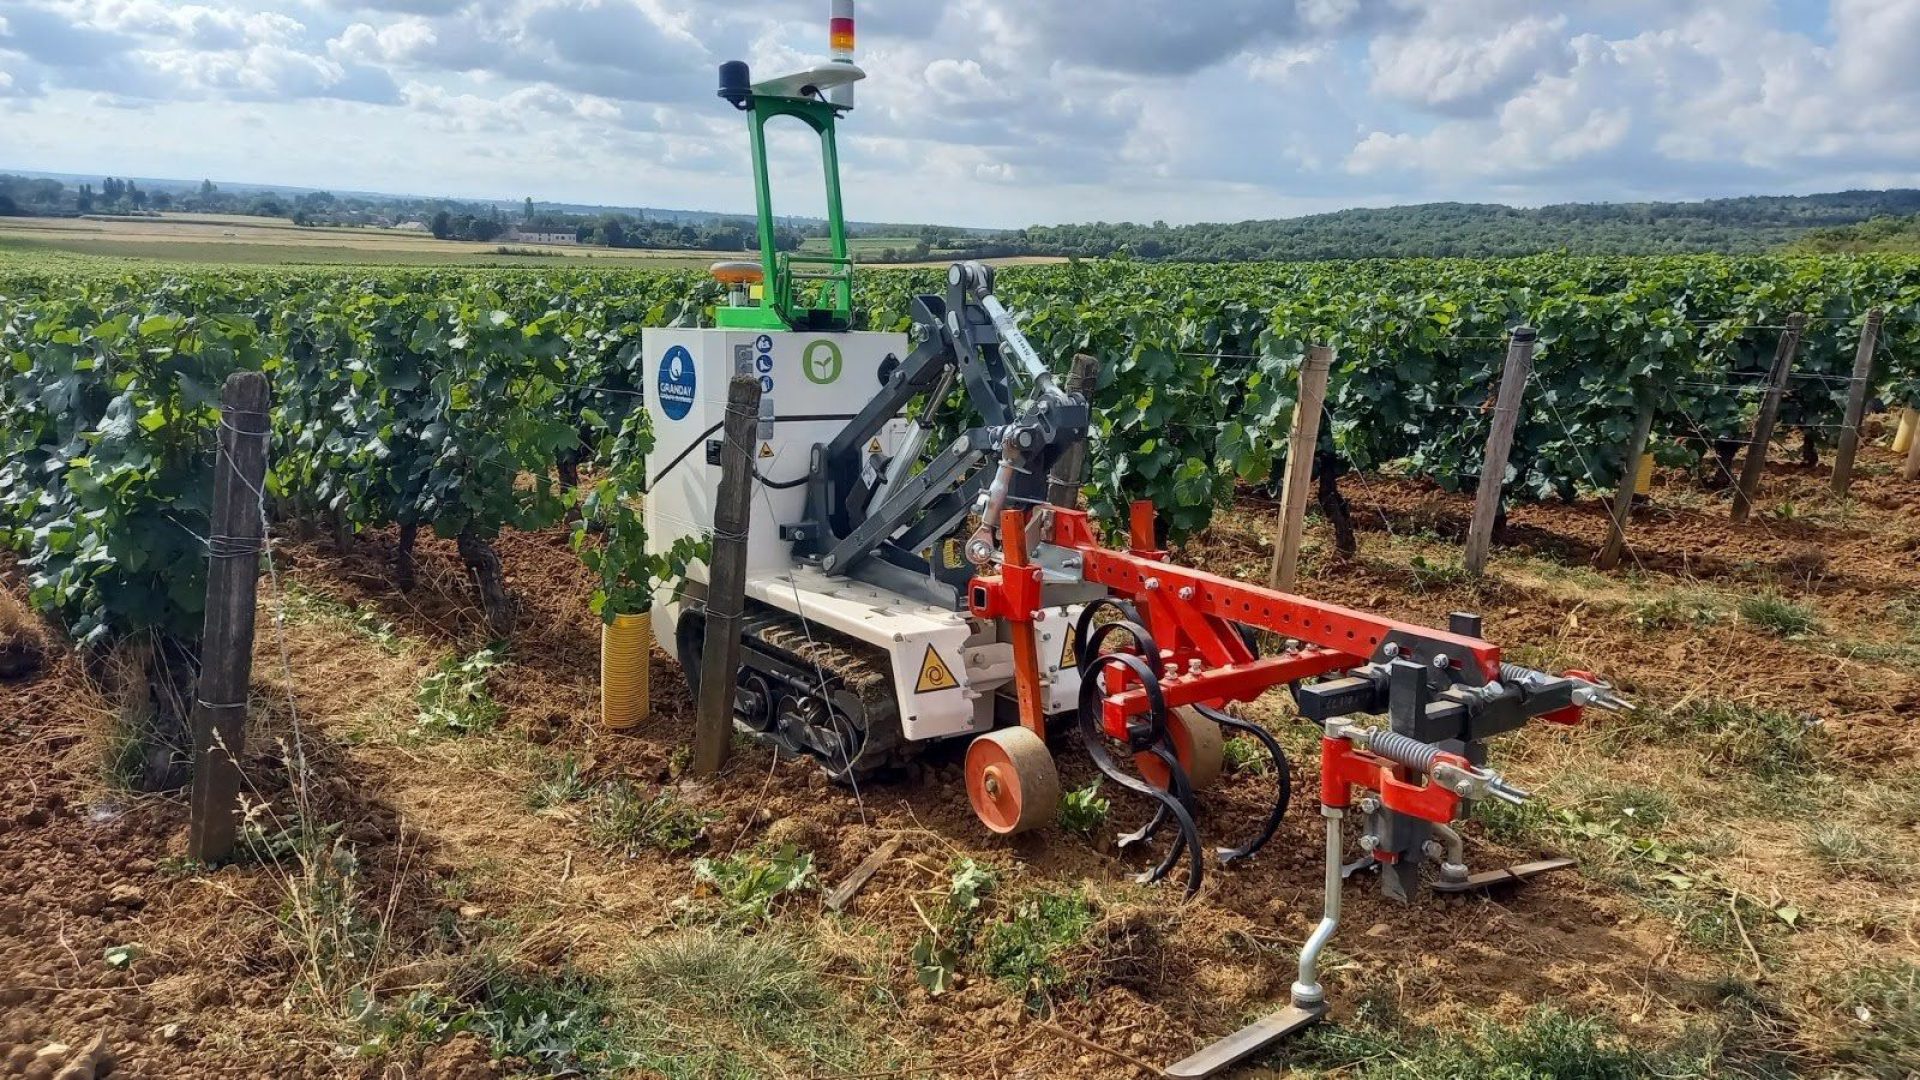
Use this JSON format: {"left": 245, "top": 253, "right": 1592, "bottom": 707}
{"left": 1319, "top": 737, "right": 1467, "bottom": 824}
{"left": 970, "top": 503, "right": 1506, "bottom": 743}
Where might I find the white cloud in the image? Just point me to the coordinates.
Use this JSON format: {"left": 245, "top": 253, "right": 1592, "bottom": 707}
{"left": 1344, "top": 2, "right": 1920, "bottom": 199}
{"left": 1369, "top": 15, "right": 1572, "bottom": 116}
{"left": 2, "top": 0, "right": 1918, "bottom": 226}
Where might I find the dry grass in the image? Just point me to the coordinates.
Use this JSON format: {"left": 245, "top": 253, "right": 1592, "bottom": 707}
{"left": 0, "top": 586, "right": 47, "bottom": 680}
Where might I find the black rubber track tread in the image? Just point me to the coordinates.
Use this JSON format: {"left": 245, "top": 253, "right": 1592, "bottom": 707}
{"left": 748, "top": 607, "right": 916, "bottom": 782}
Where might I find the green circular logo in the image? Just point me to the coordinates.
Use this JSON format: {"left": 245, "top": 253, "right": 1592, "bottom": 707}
{"left": 803, "top": 339, "right": 843, "bottom": 385}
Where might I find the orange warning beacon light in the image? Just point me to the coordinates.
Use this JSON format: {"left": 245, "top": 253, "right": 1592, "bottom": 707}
{"left": 828, "top": 0, "right": 856, "bottom": 108}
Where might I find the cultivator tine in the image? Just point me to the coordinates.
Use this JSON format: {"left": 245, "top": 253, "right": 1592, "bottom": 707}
{"left": 1114, "top": 803, "right": 1168, "bottom": 850}
{"left": 1196, "top": 705, "right": 1290, "bottom": 865}
{"left": 1429, "top": 857, "right": 1577, "bottom": 893}
{"left": 1120, "top": 742, "right": 1201, "bottom": 888}
{"left": 1114, "top": 730, "right": 1195, "bottom": 851}
{"left": 1078, "top": 652, "right": 1204, "bottom": 899}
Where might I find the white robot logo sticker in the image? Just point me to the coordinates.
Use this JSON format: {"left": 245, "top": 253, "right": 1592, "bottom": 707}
{"left": 659, "top": 345, "right": 696, "bottom": 421}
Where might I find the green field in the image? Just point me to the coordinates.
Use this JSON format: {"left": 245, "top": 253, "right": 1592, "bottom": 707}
{"left": 798, "top": 234, "right": 915, "bottom": 254}
{"left": 0, "top": 216, "right": 1052, "bottom": 271}
{"left": 0, "top": 213, "right": 729, "bottom": 270}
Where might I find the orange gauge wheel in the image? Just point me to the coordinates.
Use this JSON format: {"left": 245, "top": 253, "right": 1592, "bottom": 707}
{"left": 1136, "top": 705, "right": 1225, "bottom": 792}
{"left": 965, "top": 727, "right": 1060, "bottom": 835}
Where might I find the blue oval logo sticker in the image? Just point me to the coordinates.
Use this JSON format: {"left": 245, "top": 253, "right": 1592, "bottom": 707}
{"left": 659, "top": 345, "right": 696, "bottom": 421}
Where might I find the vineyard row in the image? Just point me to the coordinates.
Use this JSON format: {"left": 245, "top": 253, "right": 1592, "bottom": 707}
{"left": 1, "top": 253, "right": 1916, "bottom": 749}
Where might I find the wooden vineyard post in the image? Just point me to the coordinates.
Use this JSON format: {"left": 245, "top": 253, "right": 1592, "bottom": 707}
{"left": 1731, "top": 313, "right": 1805, "bottom": 523}
{"left": 1598, "top": 399, "right": 1656, "bottom": 571}
{"left": 1464, "top": 328, "right": 1536, "bottom": 577}
{"left": 1906, "top": 412, "right": 1920, "bottom": 482}
{"left": 1268, "top": 345, "right": 1333, "bottom": 591}
{"left": 693, "top": 375, "right": 761, "bottom": 778}
{"left": 1047, "top": 353, "right": 1102, "bottom": 509}
{"left": 187, "top": 372, "right": 271, "bottom": 864}
{"left": 1831, "top": 308, "right": 1883, "bottom": 496}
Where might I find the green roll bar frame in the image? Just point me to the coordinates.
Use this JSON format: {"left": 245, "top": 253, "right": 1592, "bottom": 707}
{"left": 717, "top": 92, "right": 854, "bottom": 331}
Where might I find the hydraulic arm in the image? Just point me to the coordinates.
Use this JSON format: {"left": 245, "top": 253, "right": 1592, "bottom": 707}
{"left": 784, "top": 261, "right": 1087, "bottom": 606}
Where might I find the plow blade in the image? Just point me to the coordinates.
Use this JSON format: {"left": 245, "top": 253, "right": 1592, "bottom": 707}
{"left": 1164, "top": 1003, "right": 1326, "bottom": 1079}
{"left": 1430, "top": 856, "right": 1577, "bottom": 894}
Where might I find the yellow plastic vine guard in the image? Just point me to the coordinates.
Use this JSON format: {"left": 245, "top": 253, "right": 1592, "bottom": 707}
{"left": 1894, "top": 408, "right": 1918, "bottom": 456}
{"left": 602, "top": 612, "right": 650, "bottom": 730}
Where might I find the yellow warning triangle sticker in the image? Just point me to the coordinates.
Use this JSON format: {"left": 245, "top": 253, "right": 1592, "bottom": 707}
{"left": 914, "top": 644, "right": 959, "bottom": 694}
{"left": 1059, "top": 623, "right": 1078, "bottom": 669}
{"left": 868, "top": 437, "right": 883, "bottom": 454}
{"left": 758, "top": 441, "right": 775, "bottom": 459}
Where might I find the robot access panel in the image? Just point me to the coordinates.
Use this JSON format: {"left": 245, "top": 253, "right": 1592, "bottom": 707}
{"left": 643, "top": 327, "right": 1075, "bottom": 743}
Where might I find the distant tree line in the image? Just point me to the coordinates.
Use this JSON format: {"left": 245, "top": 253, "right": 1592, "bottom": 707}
{"left": 1790, "top": 213, "right": 1920, "bottom": 254}
{"left": 7, "top": 172, "right": 1920, "bottom": 261}
{"left": 1008, "top": 190, "right": 1920, "bottom": 262}
{"left": 491, "top": 209, "right": 808, "bottom": 253}
{"left": 0, "top": 174, "right": 808, "bottom": 253}
{"left": 0, "top": 174, "right": 386, "bottom": 223}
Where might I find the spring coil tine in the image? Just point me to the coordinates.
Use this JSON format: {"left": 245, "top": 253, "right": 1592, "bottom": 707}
{"left": 1082, "top": 618, "right": 1168, "bottom": 749}
{"left": 1196, "top": 704, "right": 1291, "bottom": 865}
{"left": 1074, "top": 598, "right": 1151, "bottom": 668}
{"left": 1078, "top": 652, "right": 1204, "bottom": 900}
{"left": 1116, "top": 803, "right": 1169, "bottom": 849}
{"left": 1081, "top": 611, "right": 1186, "bottom": 851}
{"left": 1115, "top": 732, "right": 1196, "bottom": 855}
{"left": 1132, "top": 744, "right": 1195, "bottom": 886}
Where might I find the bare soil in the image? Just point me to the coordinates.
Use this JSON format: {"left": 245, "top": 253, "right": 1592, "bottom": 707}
{"left": 2, "top": 446, "right": 1916, "bottom": 1077}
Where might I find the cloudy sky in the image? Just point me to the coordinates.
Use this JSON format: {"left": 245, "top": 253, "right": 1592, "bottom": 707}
{"left": 3, "top": 0, "right": 1918, "bottom": 228}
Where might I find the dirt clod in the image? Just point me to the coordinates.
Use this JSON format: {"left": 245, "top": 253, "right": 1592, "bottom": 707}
{"left": 419, "top": 1034, "right": 498, "bottom": 1080}
{"left": 49, "top": 1033, "right": 111, "bottom": 1080}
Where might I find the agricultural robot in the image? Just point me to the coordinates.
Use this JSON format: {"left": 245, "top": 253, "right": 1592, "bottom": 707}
{"left": 641, "top": 4, "right": 1631, "bottom": 1073}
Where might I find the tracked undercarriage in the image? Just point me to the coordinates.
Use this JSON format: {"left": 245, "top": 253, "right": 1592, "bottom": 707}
{"left": 678, "top": 603, "right": 910, "bottom": 781}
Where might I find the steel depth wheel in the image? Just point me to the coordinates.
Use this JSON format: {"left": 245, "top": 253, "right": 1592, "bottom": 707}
{"left": 1135, "top": 705, "right": 1225, "bottom": 792}
{"left": 965, "top": 727, "right": 1060, "bottom": 836}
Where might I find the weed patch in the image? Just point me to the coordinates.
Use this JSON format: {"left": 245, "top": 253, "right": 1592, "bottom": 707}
{"left": 413, "top": 647, "right": 503, "bottom": 738}
{"left": 1629, "top": 591, "right": 1723, "bottom": 631}
{"left": 278, "top": 839, "right": 394, "bottom": 1020}
{"left": 588, "top": 781, "right": 716, "bottom": 857}
{"left": 1738, "top": 592, "right": 1817, "bottom": 637}
{"left": 1408, "top": 553, "right": 1468, "bottom": 589}
{"left": 1223, "top": 735, "right": 1274, "bottom": 775}
{"left": 527, "top": 754, "right": 590, "bottom": 810}
{"left": 910, "top": 858, "right": 997, "bottom": 995}
{"left": 357, "top": 965, "right": 634, "bottom": 1075}
{"left": 691, "top": 845, "right": 816, "bottom": 923}
{"left": 1665, "top": 700, "right": 1823, "bottom": 778}
{"left": 285, "top": 585, "right": 409, "bottom": 654}
{"left": 979, "top": 888, "right": 1099, "bottom": 1005}
{"left": 1291, "top": 1000, "right": 1715, "bottom": 1078}
{"left": 617, "top": 929, "right": 883, "bottom": 1078}
{"left": 1837, "top": 962, "right": 1920, "bottom": 1076}
{"left": 1058, "top": 780, "right": 1110, "bottom": 835}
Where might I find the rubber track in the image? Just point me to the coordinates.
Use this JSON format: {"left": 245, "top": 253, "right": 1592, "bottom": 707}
{"left": 745, "top": 607, "right": 916, "bottom": 779}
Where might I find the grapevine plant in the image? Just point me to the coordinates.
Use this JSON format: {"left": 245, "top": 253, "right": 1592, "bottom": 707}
{"left": 0, "top": 286, "right": 269, "bottom": 786}
{"left": 571, "top": 408, "right": 706, "bottom": 623}
{"left": 3, "top": 254, "right": 1919, "bottom": 789}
